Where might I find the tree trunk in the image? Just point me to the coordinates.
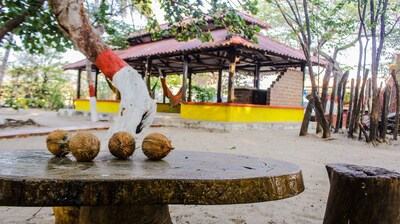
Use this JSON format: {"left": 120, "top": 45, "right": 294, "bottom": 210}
{"left": 364, "top": 78, "right": 371, "bottom": 113}
{"left": 79, "top": 205, "right": 172, "bottom": 224}
{"left": 358, "top": 122, "right": 371, "bottom": 142}
{"left": 354, "top": 69, "right": 369, "bottom": 139}
{"left": 318, "top": 63, "right": 332, "bottom": 134}
{"left": 48, "top": 0, "right": 156, "bottom": 137}
{"left": 307, "top": 61, "right": 330, "bottom": 138}
{"left": 328, "top": 71, "right": 339, "bottom": 128}
{"left": 346, "top": 79, "right": 355, "bottom": 129}
{"left": 300, "top": 95, "right": 314, "bottom": 136}
{"left": 369, "top": 0, "right": 389, "bottom": 142}
{"left": 0, "top": 35, "right": 12, "bottom": 99}
{"left": 380, "top": 86, "right": 391, "bottom": 140}
{"left": 348, "top": 69, "right": 362, "bottom": 137}
{"left": 335, "top": 71, "right": 349, "bottom": 133}
{"left": 323, "top": 163, "right": 400, "bottom": 224}
{"left": 391, "top": 69, "right": 400, "bottom": 140}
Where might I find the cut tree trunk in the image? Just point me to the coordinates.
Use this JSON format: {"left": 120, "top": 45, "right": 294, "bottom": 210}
{"left": 323, "top": 163, "right": 400, "bottom": 224}
{"left": 328, "top": 71, "right": 339, "bottom": 128}
{"left": 365, "top": 78, "right": 371, "bottom": 112}
{"left": 358, "top": 121, "right": 371, "bottom": 143}
{"left": 318, "top": 63, "right": 332, "bottom": 134}
{"left": 348, "top": 68, "right": 362, "bottom": 137}
{"left": 391, "top": 69, "right": 400, "bottom": 140}
{"left": 335, "top": 71, "right": 349, "bottom": 133}
{"left": 299, "top": 95, "right": 314, "bottom": 136}
{"left": 346, "top": 78, "right": 354, "bottom": 129}
{"left": 380, "top": 86, "right": 391, "bottom": 140}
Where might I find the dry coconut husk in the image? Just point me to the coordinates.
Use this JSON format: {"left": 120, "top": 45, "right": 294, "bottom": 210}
{"left": 46, "top": 130, "right": 69, "bottom": 157}
{"left": 68, "top": 131, "right": 100, "bottom": 162}
{"left": 142, "top": 133, "right": 174, "bottom": 160}
{"left": 108, "top": 131, "right": 136, "bottom": 159}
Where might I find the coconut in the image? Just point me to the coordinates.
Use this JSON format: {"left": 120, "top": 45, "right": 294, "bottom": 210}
{"left": 142, "top": 133, "right": 174, "bottom": 160}
{"left": 68, "top": 131, "right": 100, "bottom": 162}
{"left": 108, "top": 131, "right": 136, "bottom": 159}
{"left": 46, "top": 130, "right": 70, "bottom": 157}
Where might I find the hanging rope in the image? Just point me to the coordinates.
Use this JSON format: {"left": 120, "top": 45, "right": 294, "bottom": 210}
{"left": 160, "top": 77, "right": 182, "bottom": 107}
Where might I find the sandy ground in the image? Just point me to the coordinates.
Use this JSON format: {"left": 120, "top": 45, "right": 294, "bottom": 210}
{"left": 0, "top": 109, "right": 399, "bottom": 224}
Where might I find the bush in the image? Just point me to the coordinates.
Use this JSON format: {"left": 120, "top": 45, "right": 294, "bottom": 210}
{"left": 191, "top": 85, "right": 216, "bottom": 102}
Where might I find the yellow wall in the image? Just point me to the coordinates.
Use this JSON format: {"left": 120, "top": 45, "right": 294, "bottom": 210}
{"left": 180, "top": 103, "right": 304, "bottom": 122}
{"left": 74, "top": 100, "right": 303, "bottom": 122}
{"left": 156, "top": 103, "right": 181, "bottom": 113}
{"left": 74, "top": 99, "right": 120, "bottom": 113}
{"left": 74, "top": 100, "right": 180, "bottom": 114}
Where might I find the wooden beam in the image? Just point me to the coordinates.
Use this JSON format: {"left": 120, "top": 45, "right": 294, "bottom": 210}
{"left": 182, "top": 55, "right": 189, "bottom": 102}
{"left": 161, "top": 57, "right": 221, "bottom": 69}
{"left": 94, "top": 68, "right": 99, "bottom": 98}
{"left": 77, "top": 69, "right": 82, "bottom": 99}
{"left": 254, "top": 63, "right": 260, "bottom": 89}
{"left": 188, "top": 71, "right": 193, "bottom": 102}
{"left": 227, "top": 48, "right": 237, "bottom": 103}
{"left": 145, "top": 57, "right": 152, "bottom": 95}
{"left": 217, "top": 69, "right": 223, "bottom": 103}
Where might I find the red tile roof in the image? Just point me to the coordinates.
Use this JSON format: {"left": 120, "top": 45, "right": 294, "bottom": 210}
{"left": 64, "top": 29, "right": 326, "bottom": 70}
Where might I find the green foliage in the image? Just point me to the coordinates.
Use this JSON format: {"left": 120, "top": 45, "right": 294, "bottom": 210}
{"left": 0, "top": 0, "right": 73, "bottom": 54}
{"left": 260, "top": 0, "right": 358, "bottom": 52}
{"left": 1, "top": 51, "right": 74, "bottom": 110}
{"left": 191, "top": 85, "right": 216, "bottom": 102}
{"left": 149, "top": 0, "right": 261, "bottom": 43}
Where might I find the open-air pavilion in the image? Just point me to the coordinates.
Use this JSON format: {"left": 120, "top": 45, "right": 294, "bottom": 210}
{"left": 64, "top": 13, "right": 324, "bottom": 123}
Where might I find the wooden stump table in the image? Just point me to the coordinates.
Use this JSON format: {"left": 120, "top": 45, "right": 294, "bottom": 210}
{"left": 0, "top": 150, "right": 304, "bottom": 223}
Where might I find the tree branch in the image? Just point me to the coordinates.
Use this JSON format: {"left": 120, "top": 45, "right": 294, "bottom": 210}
{"left": 0, "top": 0, "right": 45, "bottom": 41}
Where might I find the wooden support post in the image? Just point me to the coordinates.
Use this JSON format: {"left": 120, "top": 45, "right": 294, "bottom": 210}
{"left": 188, "top": 71, "right": 192, "bottom": 102}
{"left": 145, "top": 58, "right": 152, "bottom": 96}
{"left": 182, "top": 55, "right": 189, "bottom": 102}
{"left": 254, "top": 63, "right": 260, "bottom": 89}
{"left": 323, "top": 163, "right": 400, "bottom": 224}
{"left": 94, "top": 68, "right": 99, "bottom": 98}
{"left": 77, "top": 69, "right": 82, "bottom": 99}
{"left": 227, "top": 48, "right": 237, "bottom": 103}
{"left": 217, "top": 69, "right": 223, "bottom": 103}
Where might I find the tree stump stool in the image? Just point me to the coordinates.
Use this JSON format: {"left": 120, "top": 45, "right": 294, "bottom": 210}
{"left": 323, "top": 163, "right": 400, "bottom": 224}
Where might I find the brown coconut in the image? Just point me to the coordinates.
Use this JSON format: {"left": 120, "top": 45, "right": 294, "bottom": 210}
{"left": 108, "top": 131, "right": 136, "bottom": 159}
{"left": 46, "top": 130, "right": 69, "bottom": 157}
{"left": 68, "top": 131, "right": 100, "bottom": 162}
{"left": 142, "top": 133, "right": 174, "bottom": 160}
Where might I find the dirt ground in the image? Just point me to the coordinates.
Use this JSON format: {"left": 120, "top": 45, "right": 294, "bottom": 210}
{"left": 0, "top": 109, "right": 399, "bottom": 224}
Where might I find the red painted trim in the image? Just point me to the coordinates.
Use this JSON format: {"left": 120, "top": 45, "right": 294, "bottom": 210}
{"left": 182, "top": 102, "right": 304, "bottom": 110}
{"left": 95, "top": 49, "right": 129, "bottom": 80}
{"left": 89, "top": 85, "right": 95, "bottom": 97}
{"left": 74, "top": 98, "right": 121, "bottom": 103}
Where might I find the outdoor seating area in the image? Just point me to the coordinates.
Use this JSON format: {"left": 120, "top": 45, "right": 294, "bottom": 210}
{"left": 64, "top": 12, "right": 324, "bottom": 123}
{"left": 1, "top": 1, "right": 400, "bottom": 223}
